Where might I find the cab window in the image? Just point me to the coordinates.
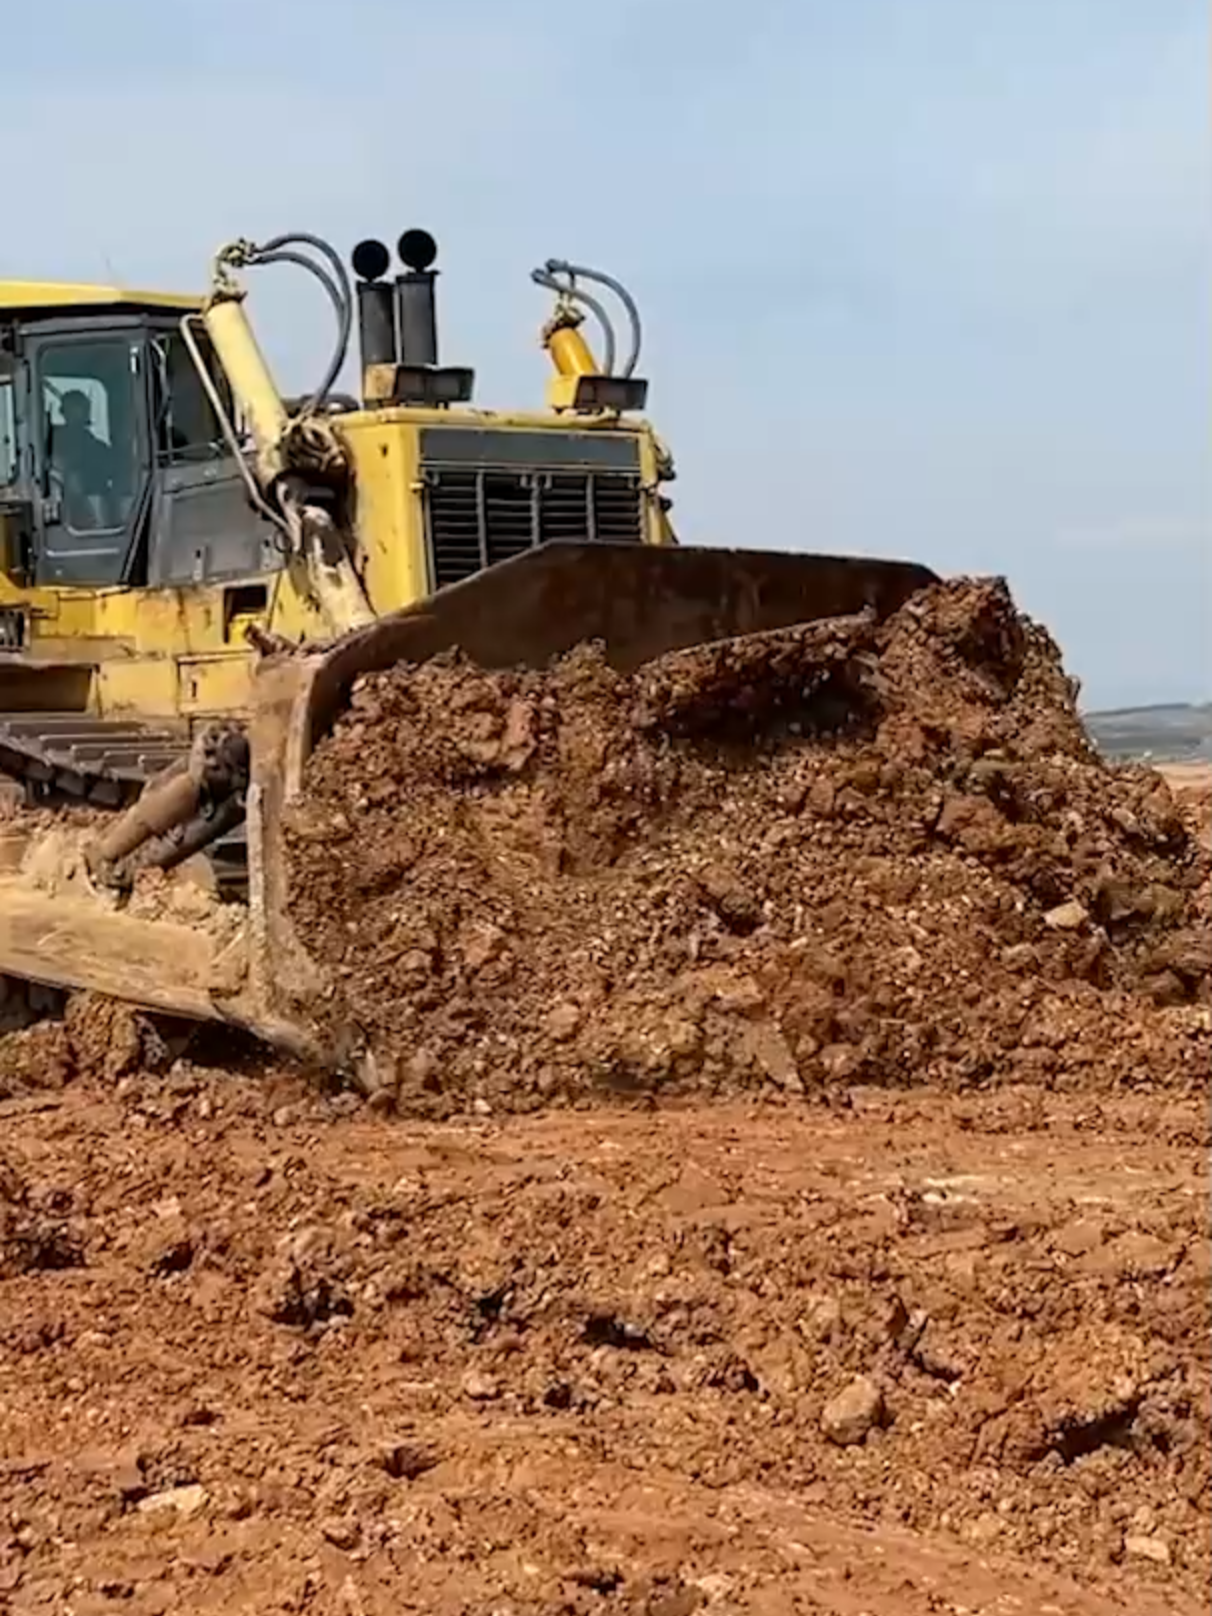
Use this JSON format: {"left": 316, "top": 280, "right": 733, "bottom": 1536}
{"left": 40, "top": 341, "right": 138, "bottom": 535}
{"left": 154, "top": 332, "right": 230, "bottom": 464}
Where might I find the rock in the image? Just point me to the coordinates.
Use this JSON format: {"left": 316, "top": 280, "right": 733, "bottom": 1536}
{"left": 806, "top": 777, "right": 837, "bottom": 818}
{"left": 695, "top": 863, "right": 760, "bottom": 932}
{"left": 966, "top": 1511, "right": 1002, "bottom": 1547}
{"left": 74, "top": 1449, "right": 146, "bottom": 1504}
{"left": 377, "top": 1440, "right": 438, "bottom": 1481}
{"left": 1093, "top": 878, "right": 1145, "bottom": 926}
{"left": 709, "top": 972, "right": 765, "bottom": 1015}
{"left": 471, "top": 1097, "right": 493, "bottom": 1118}
{"left": 739, "top": 1022, "right": 802, "bottom": 1091}
{"left": 544, "top": 1002, "right": 582, "bottom": 1042}
{"left": 461, "top": 1370, "right": 501, "bottom": 1402}
{"left": 894, "top": 1305, "right": 929, "bottom": 1353}
{"left": 403, "top": 1048, "right": 439, "bottom": 1091}
{"left": 1144, "top": 970, "right": 1187, "bottom": 1008}
{"left": 149, "top": 1232, "right": 195, "bottom": 1277}
{"left": 817, "top": 1042, "right": 858, "bottom": 1081}
{"left": 1123, "top": 1533, "right": 1171, "bottom": 1565}
{"left": 936, "top": 793, "right": 1004, "bottom": 851}
{"left": 1141, "top": 883, "right": 1184, "bottom": 923}
{"left": 1051, "top": 1217, "right": 1106, "bottom": 1257}
{"left": 799, "top": 1293, "right": 843, "bottom": 1344}
{"left": 1145, "top": 928, "right": 1207, "bottom": 985}
{"left": 777, "top": 777, "right": 808, "bottom": 813}
{"left": 883, "top": 1295, "right": 910, "bottom": 1341}
{"left": 1043, "top": 899, "right": 1088, "bottom": 931}
{"left": 398, "top": 949, "right": 433, "bottom": 982}
{"left": 500, "top": 698, "right": 537, "bottom": 770}
{"left": 136, "top": 1484, "right": 207, "bottom": 1518}
{"left": 660, "top": 1018, "right": 702, "bottom": 1061}
{"left": 821, "top": 1375, "right": 884, "bottom": 1446}
{"left": 254, "top": 1228, "right": 354, "bottom": 1328}
{"left": 459, "top": 921, "right": 507, "bottom": 972}
{"left": 320, "top": 1517, "right": 359, "bottom": 1551}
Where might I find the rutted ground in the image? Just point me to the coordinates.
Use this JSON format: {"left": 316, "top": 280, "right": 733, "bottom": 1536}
{"left": 0, "top": 1069, "right": 1206, "bottom": 1615}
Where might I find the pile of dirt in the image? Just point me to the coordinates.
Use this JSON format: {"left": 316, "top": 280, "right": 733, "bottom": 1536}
{"left": 284, "top": 577, "right": 1210, "bottom": 1114}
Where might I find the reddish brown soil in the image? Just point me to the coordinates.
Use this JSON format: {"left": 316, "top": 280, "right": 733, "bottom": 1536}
{"left": 1, "top": 578, "right": 1208, "bottom": 1612}
{"left": 285, "top": 580, "right": 1209, "bottom": 1112}
{"left": 0, "top": 1062, "right": 1206, "bottom": 1615}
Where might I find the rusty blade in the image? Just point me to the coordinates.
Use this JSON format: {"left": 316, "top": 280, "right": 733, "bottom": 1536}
{"left": 301, "top": 541, "right": 938, "bottom": 746}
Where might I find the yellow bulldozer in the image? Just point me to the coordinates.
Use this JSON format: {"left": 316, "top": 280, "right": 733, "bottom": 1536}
{"left": 0, "top": 225, "right": 936, "bottom": 1071}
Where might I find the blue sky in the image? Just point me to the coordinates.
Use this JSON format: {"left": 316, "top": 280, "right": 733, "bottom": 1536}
{"left": 4, "top": 0, "right": 1207, "bottom": 706}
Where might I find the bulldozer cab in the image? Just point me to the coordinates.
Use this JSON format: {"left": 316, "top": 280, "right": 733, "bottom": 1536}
{"left": 0, "top": 289, "right": 262, "bottom": 604}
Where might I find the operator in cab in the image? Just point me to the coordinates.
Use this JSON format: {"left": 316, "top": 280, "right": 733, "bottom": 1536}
{"left": 51, "top": 389, "right": 120, "bottom": 531}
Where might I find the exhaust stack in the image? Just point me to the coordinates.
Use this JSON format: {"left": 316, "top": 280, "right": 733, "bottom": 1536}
{"left": 351, "top": 229, "right": 474, "bottom": 407}
{"left": 394, "top": 229, "right": 439, "bottom": 366}
{"left": 350, "top": 238, "right": 395, "bottom": 404}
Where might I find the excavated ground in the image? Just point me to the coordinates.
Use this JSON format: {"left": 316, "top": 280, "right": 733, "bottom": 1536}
{"left": 0, "top": 576, "right": 1208, "bottom": 1614}
{"left": 0, "top": 1069, "right": 1206, "bottom": 1614}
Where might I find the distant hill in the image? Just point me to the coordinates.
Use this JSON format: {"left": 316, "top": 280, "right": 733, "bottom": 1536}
{"left": 1084, "top": 702, "right": 1212, "bottom": 763}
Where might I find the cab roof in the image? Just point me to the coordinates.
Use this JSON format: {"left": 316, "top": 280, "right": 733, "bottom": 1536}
{"left": 0, "top": 280, "right": 202, "bottom": 315}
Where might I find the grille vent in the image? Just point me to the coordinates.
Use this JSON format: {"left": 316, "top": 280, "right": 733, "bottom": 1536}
{"left": 424, "top": 467, "right": 644, "bottom": 590}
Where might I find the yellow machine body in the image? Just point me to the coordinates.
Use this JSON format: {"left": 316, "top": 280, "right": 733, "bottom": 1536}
{"left": 0, "top": 271, "right": 674, "bottom": 738}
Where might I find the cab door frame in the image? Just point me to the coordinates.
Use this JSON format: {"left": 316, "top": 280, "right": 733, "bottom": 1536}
{"left": 23, "top": 312, "right": 153, "bottom": 588}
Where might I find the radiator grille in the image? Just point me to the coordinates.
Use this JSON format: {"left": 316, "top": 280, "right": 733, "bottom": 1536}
{"left": 424, "top": 467, "right": 644, "bottom": 591}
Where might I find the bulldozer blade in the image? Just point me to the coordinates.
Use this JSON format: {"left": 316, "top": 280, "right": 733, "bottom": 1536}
{"left": 0, "top": 877, "right": 320, "bottom": 1058}
{"left": 298, "top": 541, "right": 938, "bottom": 755}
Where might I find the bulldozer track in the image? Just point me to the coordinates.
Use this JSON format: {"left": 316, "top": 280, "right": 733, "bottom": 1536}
{"left": 0, "top": 714, "right": 193, "bottom": 807}
{"left": 0, "top": 714, "right": 249, "bottom": 893}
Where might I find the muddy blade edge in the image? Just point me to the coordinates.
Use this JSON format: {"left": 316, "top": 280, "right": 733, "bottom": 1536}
{"left": 308, "top": 542, "right": 940, "bottom": 730}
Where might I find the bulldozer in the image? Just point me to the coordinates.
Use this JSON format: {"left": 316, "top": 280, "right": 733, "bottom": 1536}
{"left": 0, "top": 225, "right": 936, "bottom": 1072}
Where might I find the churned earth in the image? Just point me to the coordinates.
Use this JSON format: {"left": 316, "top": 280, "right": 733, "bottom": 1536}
{"left": 0, "top": 1060, "right": 1207, "bottom": 1616}
{"left": 0, "top": 566, "right": 1208, "bottom": 1614}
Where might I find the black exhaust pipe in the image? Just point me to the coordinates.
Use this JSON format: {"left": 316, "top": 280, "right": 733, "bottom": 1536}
{"left": 351, "top": 239, "right": 396, "bottom": 400}
{"left": 394, "top": 228, "right": 439, "bottom": 367}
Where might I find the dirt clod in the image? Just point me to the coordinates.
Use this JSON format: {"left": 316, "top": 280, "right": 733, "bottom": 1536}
{"left": 821, "top": 1374, "right": 886, "bottom": 1445}
{"left": 1123, "top": 1534, "right": 1172, "bottom": 1565}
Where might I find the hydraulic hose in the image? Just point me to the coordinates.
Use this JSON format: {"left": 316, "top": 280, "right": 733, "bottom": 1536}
{"left": 251, "top": 232, "right": 354, "bottom": 414}
{"left": 545, "top": 259, "right": 643, "bottom": 378}
{"left": 215, "top": 232, "right": 354, "bottom": 416}
{"left": 530, "top": 267, "right": 617, "bottom": 377}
